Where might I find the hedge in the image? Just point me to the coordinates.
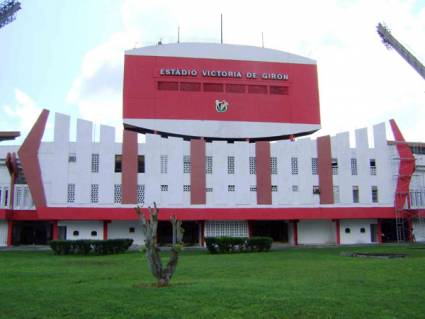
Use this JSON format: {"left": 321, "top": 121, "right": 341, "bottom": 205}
{"left": 49, "top": 239, "right": 133, "bottom": 255}
{"left": 205, "top": 236, "right": 272, "bottom": 254}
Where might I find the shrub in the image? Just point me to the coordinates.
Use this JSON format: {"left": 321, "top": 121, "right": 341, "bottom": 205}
{"left": 205, "top": 236, "right": 272, "bottom": 254}
{"left": 247, "top": 237, "right": 273, "bottom": 252}
{"left": 49, "top": 239, "right": 133, "bottom": 255}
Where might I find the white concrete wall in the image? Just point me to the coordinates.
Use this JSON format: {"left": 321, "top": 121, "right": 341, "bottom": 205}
{"left": 108, "top": 221, "right": 145, "bottom": 245}
{"left": 58, "top": 221, "right": 103, "bottom": 240}
{"left": 413, "top": 221, "right": 425, "bottom": 242}
{"left": 298, "top": 220, "right": 336, "bottom": 245}
{"left": 339, "top": 219, "right": 377, "bottom": 244}
{"left": 0, "top": 220, "right": 8, "bottom": 247}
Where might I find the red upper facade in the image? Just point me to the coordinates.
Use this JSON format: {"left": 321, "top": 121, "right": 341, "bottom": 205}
{"left": 123, "top": 43, "right": 320, "bottom": 141}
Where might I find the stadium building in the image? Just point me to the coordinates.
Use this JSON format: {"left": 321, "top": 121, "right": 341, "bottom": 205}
{"left": 1, "top": 42, "right": 425, "bottom": 247}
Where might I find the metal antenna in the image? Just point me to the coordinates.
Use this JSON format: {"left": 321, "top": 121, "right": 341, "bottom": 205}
{"left": 177, "top": 26, "right": 180, "bottom": 43}
{"left": 220, "top": 14, "right": 223, "bottom": 44}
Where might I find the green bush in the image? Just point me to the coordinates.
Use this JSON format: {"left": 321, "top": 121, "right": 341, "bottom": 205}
{"left": 247, "top": 237, "right": 273, "bottom": 252}
{"left": 205, "top": 236, "right": 272, "bottom": 254}
{"left": 49, "top": 239, "right": 133, "bottom": 255}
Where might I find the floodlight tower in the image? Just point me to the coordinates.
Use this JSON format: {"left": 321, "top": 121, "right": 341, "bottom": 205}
{"left": 0, "top": 0, "right": 21, "bottom": 30}
{"left": 377, "top": 22, "right": 425, "bottom": 81}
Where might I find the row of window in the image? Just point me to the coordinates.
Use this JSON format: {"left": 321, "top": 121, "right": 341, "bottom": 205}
{"left": 72, "top": 154, "right": 377, "bottom": 176}
{"left": 71, "top": 227, "right": 136, "bottom": 238}
{"left": 157, "top": 81, "right": 289, "bottom": 95}
{"left": 67, "top": 183, "right": 378, "bottom": 204}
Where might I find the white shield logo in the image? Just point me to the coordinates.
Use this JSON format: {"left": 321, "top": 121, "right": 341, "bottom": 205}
{"left": 215, "top": 100, "right": 229, "bottom": 112}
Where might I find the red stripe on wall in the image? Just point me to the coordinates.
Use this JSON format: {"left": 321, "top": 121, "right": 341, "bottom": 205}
{"left": 122, "top": 130, "right": 138, "bottom": 204}
{"left": 17, "top": 109, "right": 49, "bottom": 207}
{"left": 190, "top": 139, "right": 206, "bottom": 204}
{"left": 256, "top": 141, "right": 272, "bottom": 205}
{"left": 317, "top": 135, "right": 334, "bottom": 204}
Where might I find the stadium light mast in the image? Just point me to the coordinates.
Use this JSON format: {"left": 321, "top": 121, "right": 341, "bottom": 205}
{"left": 377, "top": 22, "right": 425, "bottom": 81}
{"left": 0, "top": 0, "right": 21, "bottom": 30}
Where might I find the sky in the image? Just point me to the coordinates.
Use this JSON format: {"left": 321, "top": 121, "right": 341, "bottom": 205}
{"left": 0, "top": 0, "right": 424, "bottom": 145}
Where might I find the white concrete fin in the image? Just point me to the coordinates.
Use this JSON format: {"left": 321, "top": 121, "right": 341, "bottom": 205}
{"left": 54, "top": 113, "right": 70, "bottom": 144}
{"left": 355, "top": 127, "right": 369, "bottom": 150}
{"left": 373, "top": 122, "right": 387, "bottom": 150}
{"left": 100, "top": 125, "right": 115, "bottom": 145}
{"left": 332, "top": 132, "right": 350, "bottom": 153}
{"left": 77, "top": 119, "right": 93, "bottom": 143}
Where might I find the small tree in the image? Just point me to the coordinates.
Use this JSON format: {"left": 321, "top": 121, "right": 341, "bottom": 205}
{"left": 135, "top": 202, "right": 184, "bottom": 287}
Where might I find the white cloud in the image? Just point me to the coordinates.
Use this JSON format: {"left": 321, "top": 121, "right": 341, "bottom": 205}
{"left": 67, "top": 0, "right": 425, "bottom": 142}
{"left": 2, "top": 89, "right": 50, "bottom": 143}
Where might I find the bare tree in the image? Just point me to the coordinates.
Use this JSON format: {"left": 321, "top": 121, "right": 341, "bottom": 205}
{"left": 135, "top": 202, "right": 184, "bottom": 287}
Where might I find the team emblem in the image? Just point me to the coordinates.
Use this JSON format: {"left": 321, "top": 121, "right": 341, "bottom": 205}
{"left": 215, "top": 100, "right": 229, "bottom": 112}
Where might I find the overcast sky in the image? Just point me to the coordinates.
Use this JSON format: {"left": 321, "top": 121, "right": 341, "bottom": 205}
{"left": 1, "top": 0, "right": 424, "bottom": 144}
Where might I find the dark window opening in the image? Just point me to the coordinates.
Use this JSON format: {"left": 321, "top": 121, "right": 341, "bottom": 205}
{"left": 225, "top": 84, "right": 245, "bottom": 93}
{"left": 73, "top": 230, "right": 79, "bottom": 236}
{"left": 203, "top": 83, "right": 223, "bottom": 92}
{"left": 114, "top": 155, "right": 122, "bottom": 173}
{"left": 345, "top": 228, "right": 351, "bottom": 234}
{"left": 248, "top": 85, "right": 267, "bottom": 94}
{"left": 129, "top": 227, "right": 135, "bottom": 233}
{"left": 360, "top": 227, "right": 366, "bottom": 233}
{"left": 158, "top": 81, "right": 178, "bottom": 91}
{"left": 180, "top": 82, "right": 201, "bottom": 91}
{"left": 138, "top": 155, "right": 145, "bottom": 173}
{"left": 91, "top": 231, "right": 97, "bottom": 237}
{"left": 269, "top": 86, "right": 288, "bottom": 95}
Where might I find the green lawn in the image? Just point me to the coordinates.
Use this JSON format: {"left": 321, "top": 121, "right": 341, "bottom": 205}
{"left": 1, "top": 245, "right": 425, "bottom": 319}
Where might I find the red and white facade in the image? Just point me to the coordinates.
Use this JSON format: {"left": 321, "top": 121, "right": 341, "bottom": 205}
{"left": 1, "top": 43, "right": 424, "bottom": 246}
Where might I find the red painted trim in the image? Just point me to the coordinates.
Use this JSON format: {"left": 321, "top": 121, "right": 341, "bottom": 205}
{"left": 17, "top": 109, "right": 49, "bottom": 207}
{"left": 52, "top": 221, "right": 59, "bottom": 240}
{"left": 256, "top": 141, "right": 272, "bottom": 204}
{"left": 28, "top": 206, "right": 399, "bottom": 221}
{"left": 335, "top": 219, "right": 340, "bottom": 245}
{"left": 103, "top": 221, "right": 109, "bottom": 240}
{"left": 390, "top": 119, "right": 415, "bottom": 211}
{"left": 293, "top": 221, "right": 298, "bottom": 246}
{"left": 377, "top": 219, "right": 382, "bottom": 244}
{"left": 122, "top": 130, "right": 138, "bottom": 204}
{"left": 7, "top": 220, "right": 13, "bottom": 246}
{"left": 317, "top": 135, "right": 334, "bottom": 204}
{"left": 190, "top": 139, "right": 206, "bottom": 204}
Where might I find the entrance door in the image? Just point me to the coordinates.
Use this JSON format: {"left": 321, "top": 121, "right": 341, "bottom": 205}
{"left": 12, "top": 222, "right": 53, "bottom": 245}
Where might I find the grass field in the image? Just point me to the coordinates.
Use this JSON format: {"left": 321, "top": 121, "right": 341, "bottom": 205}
{"left": 1, "top": 244, "right": 425, "bottom": 319}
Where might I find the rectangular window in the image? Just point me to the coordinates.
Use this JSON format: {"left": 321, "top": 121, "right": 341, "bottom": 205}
{"left": 183, "top": 155, "right": 191, "bottom": 173}
{"left": 161, "top": 185, "right": 168, "bottom": 192}
{"left": 206, "top": 156, "right": 213, "bottom": 174}
{"left": 206, "top": 187, "right": 213, "bottom": 192}
{"left": 313, "top": 185, "right": 320, "bottom": 194}
{"left": 372, "top": 186, "right": 378, "bottom": 203}
{"left": 114, "top": 184, "right": 122, "bottom": 204}
{"left": 114, "top": 155, "right": 122, "bottom": 173}
{"left": 225, "top": 84, "right": 245, "bottom": 93}
{"left": 160, "top": 155, "right": 168, "bottom": 174}
{"left": 228, "top": 185, "right": 235, "bottom": 192}
{"left": 353, "top": 186, "right": 359, "bottom": 203}
{"left": 333, "top": 186, "right": 340, "bottom": 203}
{"left": 137, "top": 184, "right": 145, "bottom": 204}
{"left": 180, "top": 82, "right": 201, "bottom": 92}
{"left": 91, "top": 154, "right": 99, "bottom": 173}
{"left": 250, "top": 186, "right": 257, "bottom": 192}
{"left": 351, "top": 158, "right": 358, "bottom": 176}
{"left": 203, "top": 83, "right": 224, "bottom": 92}
{"left": 183, "top": 185, "right": 191, "bottom": 192}
{"left": 312, "top": 157, "right": 318, "bottom": 175}
{"left": 270, "top": 157, "right": 278, "bottom": 175}
{"left": 227, "top": 156, "right": 235, "bottom": 174}
{"left": 68, "top": 153, "right": 77, "bottom": 163}
{"left": 138, "top": 155, "right": 145, "bottom": 173}
{"left": 249, "top": 157, "right": 256, "bottom": 175}
{"left": 248, "top": 85, "right": 267, "bottom": 94}
{"left": 158, "top": 81, "right": 178, "bottom": 91}
{"left": 332, "top": 158, "right": 338, "bottom": 175}
{"left": 292, "top": 185, "right": 299, "bottom": 192}
{"left": 370, "top": 159, "right": 377, "bottom": 175}
{"left": 269, "top": 86, "right": 289, "bottom": 95}
{"left": 291, "top": 157, "right": 298, "bottom": 175}
{"left": 67, "top": 184, "right": 75, "bottom": 203}
{"left": 271, "top": 185, "right": 278, "bottom": 192}
{"left": 91, "top": 184, "right": 99, "bottom": 204}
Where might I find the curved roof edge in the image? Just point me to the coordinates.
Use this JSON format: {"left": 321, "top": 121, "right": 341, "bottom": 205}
{"left": 126, "top": 42, "right": 316, "bottom": 65}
